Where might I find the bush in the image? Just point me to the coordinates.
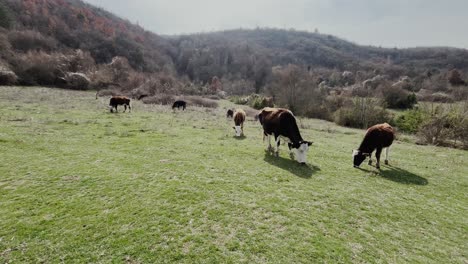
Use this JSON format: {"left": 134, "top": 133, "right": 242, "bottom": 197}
{"left": 229, "top": 94, "right": 273, "bottom": 109}
{"left": 142, "top": 94, "right": 175, "bottom": 105}
{"left": 184, "top": 96, "right": 218, "bottom": 108}
{"left": 0, "top": 3, "right": 13, "bottom": 29}
{"left": 12, "top": 51, "right": 63, "bottom": 86}
{"left": 65, "top": 72, "right": 91, "bottom": 90}
{"left": 0, "top": 70, "right": 17, "bottom": 85}
{"left": 415, "top": 103, "right": 468, "bottom": 148}
{"left": 395, "top": 109, "right": 428, "bottom": 133}
{"left": 380, "top": 85, "right": 417, "bottom": 109}
{"left": 8, "top": 30, "right": 57, "bottom": 52}
{"left": 334, "top": 97, "right": 393, "bottom": 129}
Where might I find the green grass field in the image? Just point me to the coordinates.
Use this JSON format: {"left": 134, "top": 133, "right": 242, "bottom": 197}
{"left": 0, "top": 86, "right": 467, "bottom": 263}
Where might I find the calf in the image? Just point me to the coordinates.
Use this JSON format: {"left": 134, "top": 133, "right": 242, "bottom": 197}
{"left": 353, "top": 123, "right": 395, "bottom": 169}
{"left": 172, "top": 100, "right": 186, "bottom": 110}
{"left": 109, "top": 96, "right": 131, "bottom": 113}
{"left": 258, "top": 107, "right": 312, "bottom": 164}
{"left": 232, "top": 109, "right": 246, "bottom": 137}
{"left": 226, "top": 109, "right": 234, "bottom": 118}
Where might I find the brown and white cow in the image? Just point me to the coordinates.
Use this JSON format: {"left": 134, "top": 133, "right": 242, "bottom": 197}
{"left": 258, "top": 107, "right": 312, "bottom": 164}
{"left": 109, "top": 96, "right": 131, "bottom": 113}
{"left": 353, "top": 123, "right": 395, "bottom": 169}
{"left": 232, "top": 109, "right": 246, "bottom": 137}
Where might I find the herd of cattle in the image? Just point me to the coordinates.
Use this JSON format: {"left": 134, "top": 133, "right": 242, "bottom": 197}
{"left": 107, "top": 95, "right": 394, "bottom": 168}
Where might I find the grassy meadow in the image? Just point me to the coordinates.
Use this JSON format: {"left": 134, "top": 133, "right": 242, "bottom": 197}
{"left": 0, "top": 86, "right": 467, "bottom": 263}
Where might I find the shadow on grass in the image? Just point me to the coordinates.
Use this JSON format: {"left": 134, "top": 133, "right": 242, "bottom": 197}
{"left": 263, "top": 153, "right": 320, "bottom": 179}
{"left": 233, "top": 135, "right": 246, "bottom": 140}
{"left": 357, "top": 165, "right": 428, "bottom": 185}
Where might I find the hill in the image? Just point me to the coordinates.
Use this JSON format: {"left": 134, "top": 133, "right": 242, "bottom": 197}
{"left": 1, "top": 0, "right": 468, "bottom": 86}
{"left": 1, "top": 0, "right": 174, "bottom": 72}
{"left": 0, "top": 86, "right": 466, "bottom": 262}
{"left": 170, "top": 28, "right": 468, "bottom": 82}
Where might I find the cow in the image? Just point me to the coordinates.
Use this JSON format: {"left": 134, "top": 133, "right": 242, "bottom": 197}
{"left": 232, "top": 109, "right": 246, "bottom": 137}
{"left": 109, "top": 96, "right": 131, "bottom": 113}
{"left": 172, "top": 100, "right": 186, "bottom": 110}
{"left": 258, "top": 107, "right": 312, "bottom": 164}
{"left": 353, "top": 123, "right": 395, "bottom": 169}
{"left": 226, "top": 109, "right": 234, "bottom": 118}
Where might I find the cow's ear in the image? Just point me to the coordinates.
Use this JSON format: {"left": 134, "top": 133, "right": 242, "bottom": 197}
{"left": 307, "top": 141, "right": 313, "bottom": 146}
{"left": 232, "top": 126, "right": 235, "bottom": 130}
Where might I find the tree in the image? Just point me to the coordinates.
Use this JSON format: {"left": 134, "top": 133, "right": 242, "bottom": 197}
{"left": 0, "top": 3, "right": 13, "bottom": 29}
{"left": 448, "top": 69, "right": 465, "bottom": 86}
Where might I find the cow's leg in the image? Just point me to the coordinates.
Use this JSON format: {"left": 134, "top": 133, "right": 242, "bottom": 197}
{"left": 115, "top": 106, "right": 118, "bottom": 113}
{"left": 123, "top": 104, "right": 127, "bottom": 113}
{"left": 368, "top": 153, "right": 372, "bottom": 165}
{"left": 128, "top": 103, "right": 131, "bottom": 113}
{"left": 241, "top": 123, "right": 244, "bottom": 136}
{"left": 265, "top": 134, "right": 272, "bottom": 152}
{"left": 385, "top": 147, "right": 390, "bottom": 165}
{"left": 289, "top": 144, "right": 295, "bottom": 160}
{"left": 375, "top": 148, "right": 382, "bottom": 169}
{"left": 274, "top": 136, "right": 280, "bottom": 157}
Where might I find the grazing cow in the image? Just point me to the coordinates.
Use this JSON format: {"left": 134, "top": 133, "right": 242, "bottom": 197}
{"left": 226, "top": 109, "right": 234, "bottom": 118}
{"left": 353, "top": 123, "right": 395, "bottom": 169}
{"left": 172, "top": 100, "right": 186, "bottom": 110}
{"left": 109, "top": 96, "right": 131, "bottom": 113}
{"left": 258, "top": 107, "right": 312, "bottom": 164}
{"left": 232, "top": 109, "right": 246, "bottom": 137}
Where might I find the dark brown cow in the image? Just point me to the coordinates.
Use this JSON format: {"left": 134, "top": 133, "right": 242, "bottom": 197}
{"left": 232, "top": 109, "right": 246, "bottom": 137}
{"left": 172, "top": 100, "right": 186, "bottom": 110}
{"left": 109, "top": 96, "right": 131, "bottom": 113}
{"left": 258, "top": 107, "right": 312, "bottom": 164}
{"left": 353, "top": 123, "right": 395, "bottom": 169}
{"left": 226, "top": 109, "right": 234, "bottom": 118}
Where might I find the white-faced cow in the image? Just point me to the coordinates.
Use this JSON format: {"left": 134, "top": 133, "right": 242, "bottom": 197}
{"left": 232, "top": 109, "right": 246, "bottom": 137}
{"left": 353, "top": 123, "right": 395, "bottom": 169}
{"left": 258, "top": 107, "right": 312, "bottom": 164}
{"left": 109, "top": 96, "right": 131, "bottom": 113}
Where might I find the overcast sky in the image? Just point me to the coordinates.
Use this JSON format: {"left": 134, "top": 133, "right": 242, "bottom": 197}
{"left": 84, "top": 0, "right": 468, "bottom": 49}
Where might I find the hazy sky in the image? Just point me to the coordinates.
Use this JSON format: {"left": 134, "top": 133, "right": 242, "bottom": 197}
{"left": 84, "top": 0, "right": 468, "bottom": 48}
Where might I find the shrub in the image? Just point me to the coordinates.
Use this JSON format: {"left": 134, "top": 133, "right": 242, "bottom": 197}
{"left": 65, "top": 72, "right": 91, "bottom": 90}
{"left": 448, "top": 69, "right": 465, "bottom": 86}
{"left": 229, "top": 94, "right": 273, "bottom": 109}
{"left": 12, "top": 51, "right": 63, "bottom": 86}
{"left": 142, "top": 94, "right": 175, "bottom": 105}
{"left": 417, "top": 115, "right": 452, "bottom": 146}
{"left": 380, "top": 85, "right": 417, "bottom": 109}
{"left": 0, "top": 3, "right": 13, "bottom": 29}
{"left": 394, "top": 109, "right": 428, "bottom": 133}
{"left": 230, "top": 96, "right": 249, "bottom": 105}
{"left": 8, "top": 30, "right": 58, "bottom": 52}
{"left": 334, "top": 97, "right": 393, "bottom": 129}
{"left": 416, "top": 103, "right": 468, "bottom": 148}
{"left": 184, "top": 96, "right": 218, "bottom": 108}
{"left": 0, "top": 70, "right": 17, "bottom": 85}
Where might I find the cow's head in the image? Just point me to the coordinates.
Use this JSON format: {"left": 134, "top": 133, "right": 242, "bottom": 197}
{"left": 352, "top": 150, "right": 369, "bottom": 167}
{"left": 233, "top": 126, "right": 243, "bottom": 137}
{"left": 288, "top": 141, "right": 313, "bottom": 164}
